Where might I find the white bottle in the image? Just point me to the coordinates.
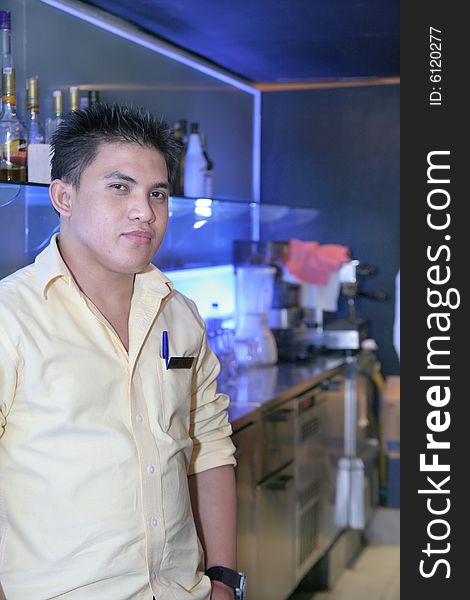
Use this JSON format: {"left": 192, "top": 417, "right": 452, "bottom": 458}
{"left": 184, "top": 122, "right": 206, "bottom": 198}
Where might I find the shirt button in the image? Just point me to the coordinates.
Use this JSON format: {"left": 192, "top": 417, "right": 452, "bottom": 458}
{"left": 136, "top": 414, "right": 143, "bottom": 424}
{"left": 147, "top": 464, "right": 156, "bottom": 475}
{"left": 150, "top": 570, "right": 157, "bottom": 580}
{"left": 150, "top": 517, "right": 158, "bottom": 528}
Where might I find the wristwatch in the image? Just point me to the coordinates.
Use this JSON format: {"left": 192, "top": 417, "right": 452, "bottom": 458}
{"left": 206, "top": 565, "right": 246, "bottom": 600}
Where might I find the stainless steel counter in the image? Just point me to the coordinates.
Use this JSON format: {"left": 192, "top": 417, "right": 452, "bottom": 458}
{"left": 226, "top": 354, "right": 345, "bottom": 431}
{"left": 227, "top": 351, "right": 381, "bottom": 600}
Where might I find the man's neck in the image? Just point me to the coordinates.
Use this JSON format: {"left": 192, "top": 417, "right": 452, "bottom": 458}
{"left": 56, "top": 235, "right": 135, "bottom": 312}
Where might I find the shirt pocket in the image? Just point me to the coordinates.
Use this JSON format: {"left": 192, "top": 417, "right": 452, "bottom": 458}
{"left": 157, "top": 357, "right": 194, "bottom": 440}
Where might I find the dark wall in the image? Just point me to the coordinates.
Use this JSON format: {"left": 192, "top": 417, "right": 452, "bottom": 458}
{"left": 261, "top": 84, "right": 400, "bottom": 376}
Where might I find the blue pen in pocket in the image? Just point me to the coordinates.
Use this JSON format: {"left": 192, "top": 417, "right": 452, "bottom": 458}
{"left": 162, "top": 330, "right": 169, "bottom": 369}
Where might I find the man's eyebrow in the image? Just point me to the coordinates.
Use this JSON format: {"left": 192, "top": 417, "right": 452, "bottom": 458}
{"left": 103, "top": 171, "right": 169, "bottom": 189}
{"left": 103, "top": 171, "right": 137, "bottom": 184}
{"left": 154, "top": 181, "right": 170, "bottom": 189}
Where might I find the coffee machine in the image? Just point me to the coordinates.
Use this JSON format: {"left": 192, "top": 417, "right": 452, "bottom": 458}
{"left": 317, "top": 260, "right": 370, "bottom": 350}
{"left": 232, "top": 240, "right": 386, "bottom": 362}
{"left": 267, "top": 242, "right": 386, "bottom": 359}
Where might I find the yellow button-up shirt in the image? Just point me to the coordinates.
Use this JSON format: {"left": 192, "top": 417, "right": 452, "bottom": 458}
{"left": 0, "top": 235, "right": 236, "bottom": 600}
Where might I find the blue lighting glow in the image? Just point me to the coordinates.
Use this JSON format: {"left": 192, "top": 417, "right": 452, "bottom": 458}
{"left": 195, "top": 198, "right": 213, "bottom": 207}
{"left": 166, "top": 264, "right": 235, "bottom": 319}
{"left": 194, "top": 206, "right": 212, "bottom": 218}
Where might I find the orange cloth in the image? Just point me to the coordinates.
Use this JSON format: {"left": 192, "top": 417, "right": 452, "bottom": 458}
{"left": 284, "top": 239, "right": 350, "bottom": 285}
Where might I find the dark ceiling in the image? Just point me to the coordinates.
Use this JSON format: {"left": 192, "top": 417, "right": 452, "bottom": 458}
{"left": 82, "top": 0, "right": 400, "bottom": 83}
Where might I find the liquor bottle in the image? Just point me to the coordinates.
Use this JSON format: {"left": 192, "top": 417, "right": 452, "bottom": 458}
{"left": 45, "top": 90, "right": 64, "bottom": 143}
{"left": 88, "top": 89, "right": 100, "bottom": 106}
{"left": 0, "top": 10, "right": 12, "bottom": 108}
{"left": 25, "top": 76, "right": 45, "bottom": 144}
{"left": 201, "top": 132, "right": 214, "bottom": 197}
{"left": 0, "top": 67, "right": 27, "bottom": 182}
{"left": 172, "top": 119, "right": 187, "bottom": 196}
{"left": 184, "top": 122, "right": 206, "bottom": 198}
{"left": 68, "top": 86, "right": 80, "bottom": 112}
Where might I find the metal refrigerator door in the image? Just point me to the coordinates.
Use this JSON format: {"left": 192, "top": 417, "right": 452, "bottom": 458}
{"left": 255, "top": 462, "right": 295, "bottom": 600}
{"left": 294, "top": 394, "right": 328, "bottom": 580}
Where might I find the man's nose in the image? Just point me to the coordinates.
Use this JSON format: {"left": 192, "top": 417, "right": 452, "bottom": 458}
{"left": 128, "top": 193, "right": 155, "bottom": 223}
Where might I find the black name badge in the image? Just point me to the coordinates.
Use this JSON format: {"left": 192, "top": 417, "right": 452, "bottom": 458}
{"left": 167, "top": 356, "right": 195, "bottom": 369}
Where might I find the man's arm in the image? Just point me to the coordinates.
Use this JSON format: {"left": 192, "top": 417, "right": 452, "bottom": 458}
{"left": 189, "top": 465, "right": 237, "bottom": 600}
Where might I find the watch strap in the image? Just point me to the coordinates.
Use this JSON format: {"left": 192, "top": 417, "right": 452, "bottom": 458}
{"left": 205, "top": 565, "right": 241, "bottom": 589}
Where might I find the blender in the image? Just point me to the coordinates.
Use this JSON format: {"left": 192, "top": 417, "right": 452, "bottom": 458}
{"left": 233, "top": 242, "right": 278, "bottom": 366}
{"left": 234, "top": 265, "right": 278, "bottom": 366}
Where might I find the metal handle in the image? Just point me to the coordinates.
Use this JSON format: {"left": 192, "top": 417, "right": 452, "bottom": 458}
{"left": 264, "top": 407, "right": 293, "bottom": 422}
{"left": 320, "top": 378, "right": 342, "bottom": 391}
{"left": 357, "top": 290, "right": 388, "bottom": 302}
{"left": 266, "top": 474, "right": 293, "bottom": 491}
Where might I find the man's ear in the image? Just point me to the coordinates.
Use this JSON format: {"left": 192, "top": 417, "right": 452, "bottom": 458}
{"left": 49, "top": 179, "right": 74, "bottom": 217}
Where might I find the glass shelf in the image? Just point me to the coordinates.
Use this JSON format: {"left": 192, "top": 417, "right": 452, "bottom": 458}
{"left": 0, "top": 182, "right": 319, "bottom": 278}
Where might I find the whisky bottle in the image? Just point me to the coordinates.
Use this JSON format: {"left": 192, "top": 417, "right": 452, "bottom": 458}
{"left": 0, "top": 11, "right": 12, "bottom": 109}
{"left": 25, "top": 76, "right": 45, "bottom": 144}
{"left": 68, "top": 86, "right": 80, "bottom": 112}
{"left": 45, "top": 90, "right": 64, "bottom": 143}
{"left": 184, "top": 122, "right": 206, "bottom": 198}
{"left": 0, "top": 67, "right": 27, "bottom": 182}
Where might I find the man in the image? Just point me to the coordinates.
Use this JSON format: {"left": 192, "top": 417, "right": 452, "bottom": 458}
{"left": 0, "top": 104, "right": 238, "bottom": 599}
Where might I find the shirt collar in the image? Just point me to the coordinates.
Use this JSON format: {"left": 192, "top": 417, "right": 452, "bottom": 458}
{"left": 35, "top": 233, "right": 174, "bottom": 300}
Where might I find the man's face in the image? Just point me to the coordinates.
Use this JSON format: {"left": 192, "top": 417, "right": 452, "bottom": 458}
{"left": 63, "top": 142, "right": 169, "bottom": 275}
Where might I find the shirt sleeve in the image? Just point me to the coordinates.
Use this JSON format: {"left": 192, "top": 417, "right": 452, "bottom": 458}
{"left": 187, "top": 327, "right": 236, "bottom": 475}
{"left": 0, "top": 328, "right": 18, "bottom": 439}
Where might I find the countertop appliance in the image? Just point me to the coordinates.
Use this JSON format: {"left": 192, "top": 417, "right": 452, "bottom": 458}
{"left": 234, "top": 265, "right": 278, "bottom": 366}
{"left": 321, "top": 261, "right": 386, "bottom": 351}
{"left": 233, "top": 241, "right": 278, "bottom": 366}
{"left": 267, "top": 249, "right": 387, "bottom": 358}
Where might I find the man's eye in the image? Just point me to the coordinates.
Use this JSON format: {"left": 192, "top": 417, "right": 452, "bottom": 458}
{"left": 110, "top": 183, "right": 126, "bottom": 191}
{"left": 151, "top": 190, "right": 167, "bottom": 200}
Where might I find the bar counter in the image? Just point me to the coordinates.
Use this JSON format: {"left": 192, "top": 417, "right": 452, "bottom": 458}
{"left": 226, "top": 353, "right": 346, "bottom": 431}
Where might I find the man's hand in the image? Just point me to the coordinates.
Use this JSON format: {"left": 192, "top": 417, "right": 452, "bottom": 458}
{"left": 211, "top": 580, "right": 235, "bottom": 600}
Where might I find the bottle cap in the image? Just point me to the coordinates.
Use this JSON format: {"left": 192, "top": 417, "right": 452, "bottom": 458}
{"left": 2, "top": 66, "right": 15, "bottom": 97}
{"left": 26, "top": 76, "right": 40, "bottom": 109}
{"left": 52, "top": 89, "right": 64, "bottom": 116}
{"left": 69, "top": 86, "right": 80, "bottom": 112}
{"left": 0, "top": 11, "right": 11, "bottom": 30}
